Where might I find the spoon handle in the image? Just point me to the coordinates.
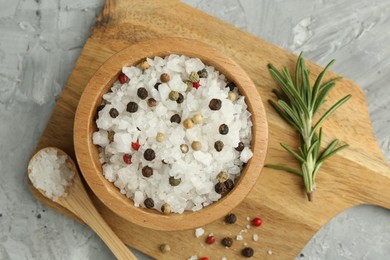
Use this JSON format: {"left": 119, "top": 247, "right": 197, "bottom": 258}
{"left": 61, "top": 180, "right": 138, "bottom": 260}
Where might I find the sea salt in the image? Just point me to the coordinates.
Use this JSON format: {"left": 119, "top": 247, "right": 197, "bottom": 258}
{"left": 195, "top": 228, "right": 205, "bottom": 238}
{"left": 28, "top": 149, "right": 75, "bottom": 201}
{"left": 236, "top": 235, "right": 243, "bottom": 241}
{"left": 253, "top": 234, "right": 259, "bottom": 241}
{"left": 93, "top": 54, "right": 253, "bottom": 213}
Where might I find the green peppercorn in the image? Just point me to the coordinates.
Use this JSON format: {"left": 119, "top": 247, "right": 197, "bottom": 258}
{"left": 235, "top": 141, "right": 245, "bottom": 152}
{"left": 109, "top": 108, "right": 119, "bottom": 118}
{"left": 197, "top": 68, "right": 208, "bottom": 78}
{"left": 161, "top": 203, "right": 171, "bottom": 214}
{"left": 209, "top": 98, "right": 222, "bottom": 110}
{"left": 216, "top": 171, "right": 229, "bottom": 183}
{"left": 159, "top": 244, "right": 171, "bottom": 253}
{"left": 170, "top": 114, "right": 181, "bottom": 124}
{"left": 169, "top": 176, "right": 181, "bottom": 186}
{"left": 140, "top": 60, "right": 150, "bottom": 70}
{"left": 184, "top": 80, "right": 193, "bottom": 91}
{"left": 142, "top": 166, "right": 153, "bottom": 177}
{"left": 126, "top": 102, "right": 138, "bottom": 113}
{"left": 180, "top": 144, "right": 189, "bottom": 153}
{"left": 144, "top": 149, "right": 156, "bottom": 161}
{"left": 242, "top": 247, "right": 254, "bottom": 257}
{"left": 224, "top": 213, "right": 237, "bottom": 224}
{"left": 188, "top": 71, "right": 200, "bottom": 83}
{"left": 107, "top": 130, "right": 115, "bottom": 143}
{"left": 137, "top": 87, "right": 148, "bottom": 99}
{"left": 144, "top": 198, "right": 154, "bottom": 208}
{"left": 214, "top": 140, "right": 224, "bottom": 152}
{"left": 221, "top": 237, "right": 233, "bottom": 247}
{"left": 169, "top": 91, "right": 179, "bottom": 101}
{"left": 219, "top": 124, "right": 229, "bottom": 135}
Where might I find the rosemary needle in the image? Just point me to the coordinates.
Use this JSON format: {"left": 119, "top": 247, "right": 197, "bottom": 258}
{"left": 265, "top": 53, "right": 351, "bottom": 201}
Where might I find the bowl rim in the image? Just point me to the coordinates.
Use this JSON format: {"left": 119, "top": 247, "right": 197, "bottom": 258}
{"left": 74, "top": 37, "right": 268, "bottom": 231}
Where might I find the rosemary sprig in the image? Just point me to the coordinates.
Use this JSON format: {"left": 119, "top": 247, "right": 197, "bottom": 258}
{"left": 265, "top": 53, "right": 351, "bottom": 201}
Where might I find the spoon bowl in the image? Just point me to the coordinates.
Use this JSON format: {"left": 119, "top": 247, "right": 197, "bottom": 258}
{"left": 28, "top": 147, "right": 137, "bottom": 260}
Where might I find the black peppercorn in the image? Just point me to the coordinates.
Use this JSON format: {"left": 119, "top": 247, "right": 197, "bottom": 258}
{"left": 95, "top": 104, "right": 105, "bottom": 120}
{"left": 109, "top": 108, "right": 119, "bottom": 118}
{"left": 225, "top": 82, "right": 236, "bottom": 91}
{"left": 144, "top": 149, "right": 156, "bottom": 161}
{"left": 214, "top": 140, "right": 224, "bottom": 152}
{"left": 219, "top": 124, "right": 229, "bottom": 135}
{"left": 221, "top": 237, "right": 233, "bottom": 247}
{"left": 169, "top": 176, "right": 181, "bottom": 186}
{"left": 170, "top": 114, "right": 181, "bottom": 124}
{"left": 209, "top": 98, "right": 222, "bottom": 110}
{"left": 144, "top": 198, "right": 154, "bottom": 208}
{"left": 225, "top": 179, "right": 234, "bottom": 190}
{"left": 142, "top": 165, "right": 153, "bottom": 177}
{"left": 197, "top": 68, "right": 208, "bottom": 78}
{"left": 235, "top": 141, "right": 245, "bottom": 152}
{"left": 126, "top": 102, "right": 138, "bottom": 113}
{"left": 176, "top": 93, "right": 184, "bottom": 104}
{"left": 242, "top": 247, "right": 254, "bottom": 257}
{"left": 215, "top": 182, "right": 227, "bottom": 194}
{"left": 147, "top": 98, "right": 157, "bottom": 107}
{"left": 224, "top": 213, "right": 237, "bottom": 224}
{"left": 154, "top": 82, "right": 161, "bottom": 90}
{"left": 137, "top": 87, "right": 148, "bottom": 99}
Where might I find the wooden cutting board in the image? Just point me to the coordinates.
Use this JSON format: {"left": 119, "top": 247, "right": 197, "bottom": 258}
{"left": 30, "top": 0, "right": 390, "bottom": 259}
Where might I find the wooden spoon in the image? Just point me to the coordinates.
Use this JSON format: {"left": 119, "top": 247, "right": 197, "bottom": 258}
{"left": 28, "top": 147, "right": 137, "bottom": 260}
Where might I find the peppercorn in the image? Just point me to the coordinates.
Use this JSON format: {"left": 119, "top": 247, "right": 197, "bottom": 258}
{"left": 235, "top": 141, "right": 245, "bottom": 151}
{"left": 219, "top": 124, "right": 229, "bottom": 135}
{"left": 109, "top": 108, "right": 119, "bottom": 118}
{"left": 126, "top": 102, "right": 138, "bottom": 113}
{"left": 156, "top": 132, "right": 165, "bottom": 142}
{"left": 193, "top": 81, "right": 200, "bottom": 89}
{"left": 206, "top": 235, "right": 215, "bottom": 244}
{"left": 169, "top": 176, "right": 181, "bottom": 186}
{"left": 118, "top": 73, "right": 129, "bottom": 84}
{"left": 225, "top": 179, "right": 234, "bottom": 190}
{"left": 161, "top": 203, "right": 171, "bottom": 214}
{"left": 192, "top": 114, "right": 203, "bottom": 124}
{"left": 176, "top": 93, "right": 184, "bottom": 104}
{"left": 215, "top": 182, "right": 227, "bottom": 194}
{"left": 209, "top": 98, "right": 222, "bottom": 110}
{"left": 170, "top": 114, "right": 181, "bottom": 124}
{"left": 214, "top": 140, "right": 224, "bottom": 152}
{"left": 216, "top": 171, "right": 229, "bottom": 183}
{"left": 221, "top": 237, "right": 233, "bottom": 247}
{"left": 252, "top": 217, "right": 263, "bottom": 227}
{"left": 144, "top": 149, "right": 156, "bottom": 161}
{"left": 160, "top": 73, "right": 170, "bottom": 83}
{"left": 197, "top": 68, "right": 208, "bottom": 78}
{"left": 95, "top": 104, "right": 105, "bottom": 120}
{"left": 147, "top": 98, "right": 157, "bottom": 107}
{"left": 107, "top": 130, "right": 115, "bottom": 143}
{"left": 123, "top": 154, "right": 132, "bottom": 165}
{"left": 132, "top": 141, "right": 140, "bottom": 150}
{"left": 224, "top": 213, "right": 237, "bottom": 224}
{"left": 159, "top": 244, "right": 171, "bottom": 253}
{"left": 191, "top": 141, "right": 202, "bottom": 151}
{"left": 183, "top": 118, "right": 194, "bottom": 129}
{"left": 228, "top": 91, "right": 237, "bottom": 101}
{"left": 180, "top": 144, "right": 189, "bottom": 153}
{"left": 140, "top": 60, "right": 150, "bottom": 70}
{"left": 225, "top": 82, "right": 236, "bottom": 91}
{"left": 137, "top": 87, "right": 148, "bottom": 99}
{"left": 189, "top": 71, "right": 200, "bottom": 83}
{"left": 169, "top": 91, "right": 179, "bottom": 101}
{"left": 184, "top": 80, "right": 193, "bottom": 91}
{"left": 154, "top": 82, "right": 161, "bottom": 90}
{"left": 242, "top": 247, "right": 254, "bottom": 257}
{"left": 199, "top": 258, "right": 209, "bottom": 260}
{"left": 144, "top": 198, "right": 154, "bottom": 208}
{"left": 142, "top": 166, "right": 153, "bottom": 177}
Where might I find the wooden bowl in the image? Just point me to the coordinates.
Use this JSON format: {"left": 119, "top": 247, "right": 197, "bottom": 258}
{"left": 74, "top": 38, "right": 268, "bottom": 231}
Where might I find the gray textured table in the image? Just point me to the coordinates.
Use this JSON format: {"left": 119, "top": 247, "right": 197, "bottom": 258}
{"left": 1, "top": 0, "right": 390, "bottom": 259}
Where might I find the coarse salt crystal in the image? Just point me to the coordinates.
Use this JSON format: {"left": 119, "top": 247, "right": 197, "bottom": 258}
{"left": 236, "top": 235, "right": 243, "bottom": 241}
{"left": 268, "top": 249, "right": 273, "bottom": 255}
{"left": 195, "top": 228, "right": 205, "bottom": 238}
{"left": 253, "top": 234, "right": 259, "bottom": 241}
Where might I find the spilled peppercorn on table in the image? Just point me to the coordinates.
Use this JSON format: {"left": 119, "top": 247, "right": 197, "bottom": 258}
{"left": 29, "top": 0, "right": 390, "bottom": 259}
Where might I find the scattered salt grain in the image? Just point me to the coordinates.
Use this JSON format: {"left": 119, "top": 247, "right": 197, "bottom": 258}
{"left": 195, "top": 228, "right": 205, "bottom": 238}
{"left": 188, "top": 256, "right": 198, "bottom": 260}
{"left": 246, "top": 216, "right": 251, "bottom": 221}
{"left": 268, "top": 249, "right": 273, "bottom": 255}
{"left": 28, "top": 149, "right": 75, "bottom": 201}
{"left": 221, "top": 257, "right": 227, "bottom": 260}
{"left": 253, "top": 234, "right": 259, "bottom": 241}
{"left": 236, "top": 235, "right": 243, "bottom": 241}
{"left": 246, "top": 224, "right": 251, "bottom": 229}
